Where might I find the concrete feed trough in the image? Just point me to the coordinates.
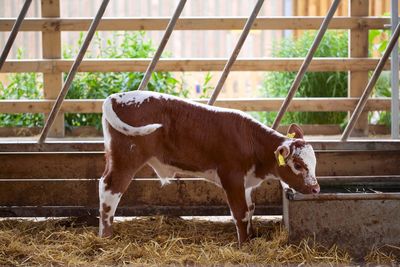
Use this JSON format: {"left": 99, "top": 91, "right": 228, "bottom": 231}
{"left": 282, "top": 177, "right": 400, "bottom": 258}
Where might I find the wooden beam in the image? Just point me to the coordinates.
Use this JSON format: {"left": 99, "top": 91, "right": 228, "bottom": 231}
{"left": 0, "top": 179, "right": 281, "bottom": 207}
{"left": 1, "top": 150, "right": 399, "bottom": 179}
{"left": 0, "top": 98, "right": 393, "bottom": 113}
{"left": 2, "top": 140, "right": 400, "bottom": 152}
{"left": 0, "top": 58, "right": 391, "bottom": 73}
{"left": 0, "top": 17, "right": 390, "bottom": 31}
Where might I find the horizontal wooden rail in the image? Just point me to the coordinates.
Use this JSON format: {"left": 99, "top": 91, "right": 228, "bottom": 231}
{"left": 0, "top": 58, "right": 391, "bottom": 73}
{"left": 2, "top": 140, "right": 400, "bottom": 152}
{"left": 1, "top": 151, "right": 398, "bottom": 179}
{"left": 0, "top": 98, "right": 393, "bottom": 113}
{"left": 0, "top": 141, "right": 106, "bottom": 152}
{"left": 0, "top": 17, "right": 391, "bottom": 31}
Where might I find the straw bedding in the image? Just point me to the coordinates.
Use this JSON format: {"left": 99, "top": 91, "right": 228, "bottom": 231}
{"left": 0, "top": 216, "right": 398, "bottom": 265}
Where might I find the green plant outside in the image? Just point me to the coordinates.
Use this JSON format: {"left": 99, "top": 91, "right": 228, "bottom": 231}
{"left": 369, "top": 24, "right": 393, "bottom": 126}
{"left": 258, "top": 30, "right": 349, "bottom": 126}
{"left": 0, "top": 49, "right": 44, "bottom": 127}
{"left": 258, "top": 29, "right": 392, "bottom": 127}
{"left": 0, "top": 32, "right": 187, "bottom": 129}
{"left": 64, "top": 32, "right": 187, "bottom": 129}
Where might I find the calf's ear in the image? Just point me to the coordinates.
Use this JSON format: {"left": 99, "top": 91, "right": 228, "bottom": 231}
{"left": 287, "top": 123, "right": 304, "bottom": 139}
{"left": 275, "top": 144, "right": 291, "bottom": 166}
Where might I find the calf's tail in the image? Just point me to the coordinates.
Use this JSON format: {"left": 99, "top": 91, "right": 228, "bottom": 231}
{"left": 102, "top": 95, "right": 162, "bottom": 136}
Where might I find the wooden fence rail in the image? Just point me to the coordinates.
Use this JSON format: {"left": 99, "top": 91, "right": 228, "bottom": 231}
{"left": 0, "top": 17, "right": 392, "bottom": 31}
{"left": 0, "top": 58, "right": 392, "bottom": 73}
{"left": 0, "top": 98, "right": 393, "bottom": 113}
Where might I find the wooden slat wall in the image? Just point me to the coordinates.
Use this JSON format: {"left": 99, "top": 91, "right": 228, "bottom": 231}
{"left": 0, "top": 150, "right": 399, "bottom": 213}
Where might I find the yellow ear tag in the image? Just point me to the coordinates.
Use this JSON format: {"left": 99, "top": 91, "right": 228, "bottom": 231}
{"left": 278, "top": 153, "right": 286, "bottom": 166}
{"left": 287, "top": 132, "right": 296, "bottom": 138}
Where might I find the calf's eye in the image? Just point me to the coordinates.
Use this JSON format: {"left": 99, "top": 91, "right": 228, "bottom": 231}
{"left": 294, "top": 163, "right": 303, "bottom": 171}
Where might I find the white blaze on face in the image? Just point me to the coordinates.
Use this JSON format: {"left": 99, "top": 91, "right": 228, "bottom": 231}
{"left": 294, "top": 144, "right": 317, "bottom": 186}
{"left": 286, "top": 143, "right": 317, "bottom": 187}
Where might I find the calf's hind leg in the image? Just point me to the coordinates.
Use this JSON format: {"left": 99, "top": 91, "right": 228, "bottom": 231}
{"left": 99, "top": 153, "right": 146, "bottom": 237}
{"left": 245, "top": 187, "right": 255, "bottom": 238}
{"left": 220, "top": 172, "right": 250, "bottom": 246}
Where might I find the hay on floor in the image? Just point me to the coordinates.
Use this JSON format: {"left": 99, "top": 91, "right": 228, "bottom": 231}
{"left": 0, "top": 216, "right": 397, "bottom": 265}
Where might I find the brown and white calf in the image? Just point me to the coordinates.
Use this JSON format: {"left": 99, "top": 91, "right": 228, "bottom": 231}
{"left": 99, "top": 91, "right": 319, "bottom": 244}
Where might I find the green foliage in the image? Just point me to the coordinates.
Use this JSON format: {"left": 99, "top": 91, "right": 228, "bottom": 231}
{"left": 371, "top": 71, "right": 392, "bottom": 126}
{"left": 369, "top": 23, "right": 393, "bottom": 126}
{"left": 369, "top": 29, "right": 389, "bottom": 56}
{"left": 198, "top": 72, "right": 214, "bottom": 98}
{"left": 0, "top": 32, "right": 186, "bottom": 129}
{"left": 259, "top": 31, "right": 349, "bottom": 125}
{"left": 64, "top": 32, "right": 185, "bottom": 129}
{"left": 0, "top": 49, "right": 44, "bottom": 127}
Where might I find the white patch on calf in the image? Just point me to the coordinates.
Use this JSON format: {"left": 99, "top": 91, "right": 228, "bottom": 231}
{"left": 147, "top": 157, "right": 221, "bottom": 187}
{"left": 130, "top": 143, "right": 136, "bottom": 151}
{"left": 242, "top": 210, "right": 252, "bottom": 235}
{"left": 264, "top": 173, "right": 280, "bottom": 180}
{"left": 228, "top": 209, "right": 241, "bottom": 241}
{"left": 243, "top": 166, "right": 262, "bottom": 235}
{"left": 99, "top": 177, "right": 122, "bottom": 236}
{"left": 245, "top": 188, "right": 253, "bottom": 208}
{"left": 147, "top": 158, "right": 175, "bottom": 186}
{"left": 102, "top": 116, "right": 111, "bottom": 150}
{"left": 244, "top": 165, "right": 263, "bottom": 189}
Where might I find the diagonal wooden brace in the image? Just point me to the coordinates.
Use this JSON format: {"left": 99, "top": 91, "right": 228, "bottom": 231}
{"left": 272, "top": 0, "right": 341, "bottom": 130}
{"left": 207, "top": 0, "right": 264, "bottom": 106}
{"left": 137, "top": 0, "right": 187, "bottom": 91}
{"left": 0, "top": 0, "right": 32, "bottom": 70}
{"left": 341, "top": 22, "right": 400, "bottom": 141}
{"left": 38, "top": 0, "right": 110, "bottom": 144}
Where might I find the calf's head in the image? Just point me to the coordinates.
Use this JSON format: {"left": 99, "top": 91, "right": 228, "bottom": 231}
{"left": 274, "top": 124, "right": 319, "bottom": 194}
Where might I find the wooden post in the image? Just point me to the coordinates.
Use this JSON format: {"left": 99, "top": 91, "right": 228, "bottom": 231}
{"left": 41, "top": 0, "right": 64, "bottom": 137}
{"left": 348, "top": 0, "right": 369, "bottom": 136}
